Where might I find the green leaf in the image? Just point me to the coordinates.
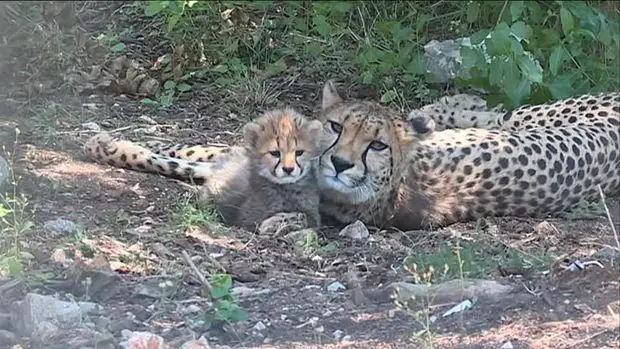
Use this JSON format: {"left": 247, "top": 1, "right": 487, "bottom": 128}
{"left": 176, "top": 83, "right": 192, "bottom": 92}
{"left": 516, "top": 54, "right": 543, "bottom": 84}
{"left": 486, "top": 23, "right": 511, "bottom": 56}
{"left": 163, "top": 80, "right": 176, "bottom": 90}
{"left": 466, "top": 2, "right": 480, "bottom": 24}
{"left": 331, "top": 1, "right": 352, "bottom": 13}
{"left": 406, "top": 54, "right": 427, "bottom": 76}
{"left": 167, "top": 13, "right": 181, "bottom": 33}
{"left": 144, "top": 1, "right": 168, "bottom": 16}
{"left": 210, "top": 274, "right": 233, "bottom": 299}
{"left": 313, "top": 14, "right": 331, "bottom": 37}
{"left": 510, "top": 21, "right": 532, "bottom": 42}
{"left": 545, "top": 74, "right": 574, "bottom": 99}
{"left": 110, "top": 43, "right": 126, "bottom": 53}
{"left": 140, "top": 98, "right": 158, "bottom": 105}
{"left": 212, "top": 65, "right": 228, "bottom": 73}
{"left": 226, "top": 307, "right": 248, "bottom": 322}
{"left": 509, "top": 1, "right": 525, "bottom": 22}
{"left": 360, "top": 70, "right": 374, "bottom": 84}
{"left": 505, "top": 78, "right": 531, "bottom": 108}
{"left": 460, "top": 46, "right": 486, "bottom": 69}
{"left": 470, "top": 29, "right": 490, "bottom": 45}
{"left": 380, "top": 90, "right": 397, "bottom": 103}
{"left": 549, "top": 45, "right": 564, "bottom": 76}
{"left": 560, "top": 7, "right": 575, "bottom": 36}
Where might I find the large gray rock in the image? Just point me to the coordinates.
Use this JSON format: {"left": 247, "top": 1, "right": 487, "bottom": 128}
{"left": 11, "top": 293, "right": 99, "bottom": 336}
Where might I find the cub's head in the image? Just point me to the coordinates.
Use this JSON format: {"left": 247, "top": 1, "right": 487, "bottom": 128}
{"left": 243, "top": 108, "right": 323, "bottom": 184}
{"left": 318, "top": 80, "right": 435, "bottom": 204}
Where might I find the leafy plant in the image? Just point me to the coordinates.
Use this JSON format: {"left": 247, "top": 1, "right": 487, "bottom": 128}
{"left": 458, "top": 0, "right": 620, "bottom": 109}
{"left": 0, "top": 128, "right": 35, "bottom": 277}
{"left": 199, "top": 273, "right": 248, "bottom": 328}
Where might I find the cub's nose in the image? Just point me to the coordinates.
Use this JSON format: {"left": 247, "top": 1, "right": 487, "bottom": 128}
{"left": 282, "top": 166, "right": 294, "bottom": 174}
{"left": 330, "top": 155, "right": 354, "bottom": 174}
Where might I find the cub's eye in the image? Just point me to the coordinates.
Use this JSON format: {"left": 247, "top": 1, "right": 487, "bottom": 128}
{"left": 369, "top": 141, "right": 388, "bottom": 151}
{"left": 329, "top": 121, "right": 343, "bottom": 133}
{"left": 295, "top": 150, "right": 305, "bottom": 156}
{"left": 269, "top": 150, "right": 281, "bottom": 157}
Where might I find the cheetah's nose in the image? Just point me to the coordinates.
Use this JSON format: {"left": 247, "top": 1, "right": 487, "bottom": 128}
{"left": 331, "top": 155, "right": 354, "bottom": 174}
{"left": 282, "top": 166, "right": 294, "bottom": 174}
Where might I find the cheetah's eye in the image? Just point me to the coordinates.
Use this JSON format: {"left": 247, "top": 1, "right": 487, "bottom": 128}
{"left": 369, "top": 141, "right": 388, "bottom": 151}
{"left": 295, "top": 150, "right": 305, "bottom": 156}
{"left": 269, "top": 150, "right": 281, "bottom": 157}
{"left": 329, "top": 121, "right": 343, "bottom": 133}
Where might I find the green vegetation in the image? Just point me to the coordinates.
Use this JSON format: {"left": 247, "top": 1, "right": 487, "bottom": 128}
{"left": 134, "top": 0, "right": 619, "bottom": 109}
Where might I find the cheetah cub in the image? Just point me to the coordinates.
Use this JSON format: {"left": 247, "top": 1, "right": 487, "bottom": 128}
{"left": 225, "top": 108, "right": 323, "bottom": 231}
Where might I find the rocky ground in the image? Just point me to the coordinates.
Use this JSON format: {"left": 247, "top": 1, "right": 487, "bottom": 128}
{"left": 0, "top": 2, "right": 618, "bottom": 349}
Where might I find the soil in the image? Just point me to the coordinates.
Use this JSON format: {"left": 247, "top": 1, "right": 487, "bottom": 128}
{"left": 0, "top": 2, "right": 618, "bottom": 349}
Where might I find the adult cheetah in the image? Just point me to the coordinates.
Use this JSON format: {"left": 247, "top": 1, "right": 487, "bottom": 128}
{"left": 83, "top": 81, "right": 620, "bottom": 231}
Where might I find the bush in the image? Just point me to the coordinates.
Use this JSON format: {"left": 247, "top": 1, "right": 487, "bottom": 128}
{"left": 136, "top": 0, "right": 619, "bottom": 109}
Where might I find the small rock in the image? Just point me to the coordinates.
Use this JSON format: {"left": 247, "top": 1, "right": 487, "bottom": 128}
{"left": 341, "top": 335, "right": 352, "bottom": 342}
{"left": 338, "top": 220, "right": 370, "bottom": 240}
{"left": 43, "top": 218, "right": 77, "bottom": 235}
{"left": 180, "top": 335, "right": 211, "bottom": 349}
{"left": 0, "top": 329, "right": 17, "bottom": 345}
{"left": 253, "top": 321, "right": 266, "bottom": 331}
{"left": 50, "top": 248, "right": 72, "bottom": 267}
{"left": 121, "top": 331, "right": 168, "bottom": 349}
{"left": 500, "top": 341, "right": 514, "bottom": 349}
{"left": 327, "top": 281, "right": 346, "bottom": 292}
{"left": 534, "top": 221, "right": 556, "bottom": 235}
{"left": 181, "top": 304, "right": 202, "bottom": 314}
{"left": 333, "top": 329, "right": 343, "bottom": 340}
{"left": 230, "top": 286, "right": 272, "bottom": 298}
{"left": 82, "top": 104, "right": 99, "bottom": 111}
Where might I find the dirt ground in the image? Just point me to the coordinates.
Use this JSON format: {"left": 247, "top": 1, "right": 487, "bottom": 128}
{"left": 0, "top": 2, "right": 619, "bottom": 349}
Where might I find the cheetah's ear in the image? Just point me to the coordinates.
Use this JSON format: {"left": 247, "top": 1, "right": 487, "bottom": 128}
{"left": 321, "top": 79, "right": 343, "bottom": 111}
{"left": 243, "top": 121, "right": 263, "bottom": 148}
{"left": 399, "top": 111, "right": 436, "bottom": 143}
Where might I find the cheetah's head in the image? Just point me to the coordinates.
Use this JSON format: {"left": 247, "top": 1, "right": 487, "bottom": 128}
{"left": 317, "top": 80, "right": 435, "bottom": 204}
{"left": 243, "top": 108, "right": 323, "bottom": 184}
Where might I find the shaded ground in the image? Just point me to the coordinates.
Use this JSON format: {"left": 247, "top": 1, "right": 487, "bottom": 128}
{"left": 0, "top": 2, "right": 619, "bottom": 349}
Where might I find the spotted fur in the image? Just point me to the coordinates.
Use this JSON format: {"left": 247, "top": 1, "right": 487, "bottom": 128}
{"left": 317, "top": 81, "right": 620, "bottom": 230}
{"left": 83, "top": 82, "right": 620, "bottom": 231}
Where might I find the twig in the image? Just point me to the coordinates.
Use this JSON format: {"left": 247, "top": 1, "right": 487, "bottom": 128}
{"left": 496, "top": 0, "right": 509, "bottom": 26}
{"left": 597, "top": 185, "right": 620, "bottom": 251}
{"left": 181, "top": 250, "right": 212, "bottom": 291}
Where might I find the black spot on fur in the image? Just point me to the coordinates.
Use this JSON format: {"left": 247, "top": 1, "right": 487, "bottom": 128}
{"left": 120, "top": 154, "right": 127, "bottom": 162}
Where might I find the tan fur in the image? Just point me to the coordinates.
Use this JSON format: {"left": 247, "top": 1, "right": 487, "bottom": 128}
{"left": 230, "top": 108, "right": 323, "bottom": 230}
{"left": 83, "top": 108, "right": 323, "bottom": 231}
{"left": 317, "top": 80, "right": 620, "bottom": 230}
{"left": 83, "top": 81, "right": 620, "bottom": 232}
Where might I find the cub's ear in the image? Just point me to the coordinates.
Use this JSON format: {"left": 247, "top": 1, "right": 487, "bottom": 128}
{"left": 397, "top": 111, "right": 436, "bottom": 143}
{"left": 243, "top": 121, "right": 263, "bottom": 148}
{"left": 306, "top": 119, "right": 324, "bottom": 143}
{"left": 321, "top": 79, "right": 343, "bottom": 111}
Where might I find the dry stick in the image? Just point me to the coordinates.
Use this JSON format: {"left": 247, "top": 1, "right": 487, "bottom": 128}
{"left": 181, "top": 250, "right": 213, "bottom": 291}
{"left": 597, "top": 185, "right": 620, "bottom": 251}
